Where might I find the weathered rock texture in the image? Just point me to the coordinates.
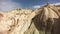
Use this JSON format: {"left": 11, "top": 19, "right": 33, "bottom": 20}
{"left": 0, "top": 4, "right": 60, "bottom": 34}
{"left": 0, "top": 9, "right": 34, "bottom": 34}
{"left": 24, "top": 4, "right": 60, "bottom": 34}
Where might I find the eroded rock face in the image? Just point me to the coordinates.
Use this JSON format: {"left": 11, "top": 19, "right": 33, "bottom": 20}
{"left": 0, "top": 9, "right": 33, "bottom": 34}
{"left": 24, "top": 4, "right": 60, "bottom": 34}
{"left": 0, "top": 4, "right": 60, "bottom": 34}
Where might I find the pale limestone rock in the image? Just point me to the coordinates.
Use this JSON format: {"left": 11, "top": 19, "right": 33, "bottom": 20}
{"left": 0, "top": 4, "right": 60, "bottom": 34}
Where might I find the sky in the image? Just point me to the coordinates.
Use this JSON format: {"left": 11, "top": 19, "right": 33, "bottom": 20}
{"left": 0, "top": 0, "right": 60, "bottom": 11}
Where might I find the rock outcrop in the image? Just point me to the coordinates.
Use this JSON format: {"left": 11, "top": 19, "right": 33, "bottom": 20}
{"left": 0, "top": 9, "right": 33, "bottom": 34}
{"left": 24, "top": 4, "right": 60, "bottom": 34}
{"left": 0, "top": 4, "right": 60, "bottom": 34}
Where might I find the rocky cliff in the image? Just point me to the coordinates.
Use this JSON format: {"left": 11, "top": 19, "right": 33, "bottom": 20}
{"left": 0, "top": 4, "right": 60, "bottom": 34}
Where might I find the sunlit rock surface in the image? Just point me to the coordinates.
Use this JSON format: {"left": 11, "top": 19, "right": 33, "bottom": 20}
{"left": 0, "top": 4, "right": 60, "bottom": 34}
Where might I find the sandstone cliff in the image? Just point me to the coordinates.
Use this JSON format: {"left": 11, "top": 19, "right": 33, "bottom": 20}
{"left": 0, "top": 4, "right": 60, "bottom": 34}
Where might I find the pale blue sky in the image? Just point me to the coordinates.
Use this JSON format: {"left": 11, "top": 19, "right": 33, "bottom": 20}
{"left": 0, "top": 0, "right": 60, "bottom": 11}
